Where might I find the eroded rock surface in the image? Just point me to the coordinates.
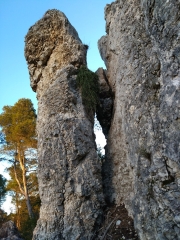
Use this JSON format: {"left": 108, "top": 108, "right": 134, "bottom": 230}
{"left": 96, "top": 68, "right": 113, "bottom": 138}
{"left": 0, "top": 221, "right": 23, "bottom": 240}
{"left": 25, "top": 10, "right": 104, "bottom": 239}
{"left": 98, "top": 0, "right": 180, "bottom": 239}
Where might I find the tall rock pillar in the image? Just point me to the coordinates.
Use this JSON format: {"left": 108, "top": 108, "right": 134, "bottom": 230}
{"left": 25, "top": 10, "right": 104, "bottom": 239}
{"left": 98, "top": 0, "right": 180, "bottom": 239}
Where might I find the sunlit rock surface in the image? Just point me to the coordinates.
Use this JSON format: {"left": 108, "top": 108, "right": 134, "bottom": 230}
{"left": 25, "top": 2, "right": 180, "bottom": 239}
{"left": 98, "top": 0, "right": 180, "bottom": 239}
{"left": 25, "top": 9, "right": 104, "bottom": 240}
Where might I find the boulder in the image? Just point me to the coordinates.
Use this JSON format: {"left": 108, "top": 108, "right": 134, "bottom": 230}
{"left": 0, "top": 221, "right": 23, "bottom": 240}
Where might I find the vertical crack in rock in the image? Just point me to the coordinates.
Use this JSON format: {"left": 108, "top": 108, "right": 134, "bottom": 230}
{"left": 98, "top": 0, "right": 180, "bottom": 239}
{"left": 25, "top": 9, "right": 104, "bottom": 240}
{"left": 95, "top": 68, "right": 114, "bottom": 205}
{"left": 96, "top": 68, "right": 113, "bottom": 139}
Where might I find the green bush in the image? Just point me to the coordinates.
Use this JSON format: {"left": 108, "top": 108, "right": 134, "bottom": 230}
{"left": 76, "top": 66, "right": 99, "bottom": 111}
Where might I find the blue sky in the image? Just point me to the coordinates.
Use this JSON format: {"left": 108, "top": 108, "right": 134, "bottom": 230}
{"left": 0, "top": 0, "right": 110, "bottom": 113}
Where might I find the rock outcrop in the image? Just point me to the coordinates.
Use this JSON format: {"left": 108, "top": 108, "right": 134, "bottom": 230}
{"left": 25, "top": 10, "right": 104, "bottom": 239}
{"left": 0, "top": 221, "right": 23, "bottom": 240}
{"left": 98, "top": 0, "right": 180, "bottom": 239}
{"left": 25, "top": 2, "right": 180, "bottom": 239}
{"left": 96, "top": 68, "right": 113, "bottom": 138}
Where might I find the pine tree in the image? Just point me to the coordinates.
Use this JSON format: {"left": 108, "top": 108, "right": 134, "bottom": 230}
{"left": 0, "top": 98, "right": 37, "bottom": 219}
{"left": 6, "top": 165, "right": 40, "bottom": 239}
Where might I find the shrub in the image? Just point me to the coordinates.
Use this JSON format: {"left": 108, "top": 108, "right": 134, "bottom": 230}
{"left": 76, "top": 66, "right": 99, "bottom": 111}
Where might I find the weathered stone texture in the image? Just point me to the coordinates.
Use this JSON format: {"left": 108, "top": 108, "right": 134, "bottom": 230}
{"left": 25, "top": 10, "right": 87, "bottom": 95}
{"left": 25, "top": 10, "right": 104, "bottom": 239}
{"left": 0, "top": 221, "right": 23, "bottom": 240}
{"left": 96, "top": 68, "right": 113, "bottom": 138}
{"left": 98, "top": 0, "right": 180, "bottom": 239}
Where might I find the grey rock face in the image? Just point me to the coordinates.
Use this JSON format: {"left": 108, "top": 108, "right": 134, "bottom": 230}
{"left": 96, "top": 68, "right": 113, "bottom": 138}
{"left": 25, "top": 10, "right": 104, "bottom": 240}
{"left": 99, "top": 0, "right": 180, "bottom": 239}
{"left": 25, "top": 9, "right": 87, "bottom": 95}
{"left": 0, "top": 221, "right": 23, "bottom": 240}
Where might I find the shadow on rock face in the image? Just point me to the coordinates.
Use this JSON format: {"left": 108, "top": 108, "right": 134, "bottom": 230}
{"left": 0, "top": 221, "right": 23, "bottom": 240}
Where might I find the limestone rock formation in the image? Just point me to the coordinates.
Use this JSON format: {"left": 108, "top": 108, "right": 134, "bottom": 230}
{"left": 0, "top": 221, "right": 23, "bottom": 240}
{"left": 98, "top": 0, "right": 180, "bottom": 239}
{"left": 25, "top": 10, "right": 104, "bottom": 239}
{"left": 96, "top": 68, "right": 113, "bottom": 138}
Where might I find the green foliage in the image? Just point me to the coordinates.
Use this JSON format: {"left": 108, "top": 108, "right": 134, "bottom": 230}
{"left": 0, "top": 209, "right": 9, "bottom": 228}
{"left": 0, "top": 98, "right": 39, "bottom": 237}
{"left": 6, "top": 195, "right": 40, "bottom": 240}
{"left": 0, "top": 98, "right": 37, "bottom": 219}
{"left": 0, "top": 98, "right": 37, "bottom": 150}
{"left": 76, "top": 66, "right": 99, "bottom": 111}
{"left": 0, "top": 175, "right": 8, "bottom": 229}
{"left": 97, "top": 145, "right": 105, "bottom": 162}
{"left": 6, "top": 164, "right": 40, "bottom": 240}
{"left": 20, "top": 217, "right": 37, "bottom": 240}
{"left": 6, "top": 164, "right": 38, "bottom": 197}
{"left": 16, "top": 196, "right": 40, "bottom": 240}
{"left": 0, "top": 174, "right": 6, "bottom": 207}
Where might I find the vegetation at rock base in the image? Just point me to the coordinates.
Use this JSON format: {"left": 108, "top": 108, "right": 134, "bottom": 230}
{"left": 0, "top": 98, "right": 37, "bottom": 219}
{"left": 0, "top": 174, "right": 6, "bottom": 208}
{"left": 0, "top": 161, "right": 40, "bottom": 240}
{"left": 76, "top": 65, "right": 99, "bottom": 111}
{"left": 6, "top": 164, "right": 40, "bottom": 240}
{"left": 0, "top": 209, "right": 9, "bottom": 228}
{"left": 0, "top": 98, "right": 40, "bottom": 239}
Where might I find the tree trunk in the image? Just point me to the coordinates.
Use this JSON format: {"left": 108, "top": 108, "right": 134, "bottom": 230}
{"left": 22, "top": 158, "right": 34, "bottom": 219}
{"left": 15, "top": 147, "right": 34, "bottom": 219}
{"left": 25, "top": 193, "right": 34, "bottom": 219}
{"left": 15, "top": 193, "right": 21, "bottom": 229}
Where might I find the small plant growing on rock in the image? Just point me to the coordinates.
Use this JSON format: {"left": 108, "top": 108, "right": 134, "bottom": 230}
{"left": 138, "top": 147, "right": 151, "bottom": 161}
{"left": 84, "top": 44, "right": 89, "bottom": 50}
{"left": 97, "top": 145, "right": 105, "bottom": 162}
{"left": 76, "top": 65, "right": 99, "bottom": 111}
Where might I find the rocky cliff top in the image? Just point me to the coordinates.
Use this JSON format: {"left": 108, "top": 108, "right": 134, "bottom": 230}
{"left": 25, "top": 9, "right": 87, "bottom": 94}
{"left": 25, "top": 9, "right": 104, "bottom": 240}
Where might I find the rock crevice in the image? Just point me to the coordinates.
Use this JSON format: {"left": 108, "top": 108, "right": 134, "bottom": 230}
{"left": 98, "top": 0, "right": 180, "bottom": 239}
{"left": 96, "top": 68, "right": 113, "bottom": 138}
{"left": 25, "top": 2, "right": 180, "bottom": 239}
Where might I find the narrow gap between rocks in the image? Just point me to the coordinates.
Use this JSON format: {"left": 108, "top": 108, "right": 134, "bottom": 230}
{"left": 94, "top": 115, "right": 106, "bottom": 156}
{"left": 93, "top": 117, "right": 139, "bottom": 239}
